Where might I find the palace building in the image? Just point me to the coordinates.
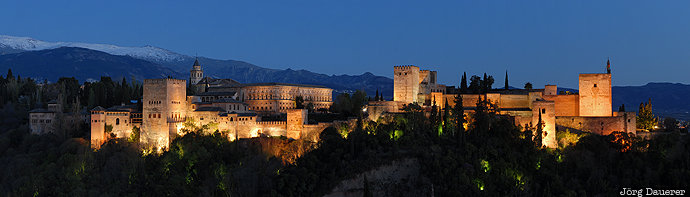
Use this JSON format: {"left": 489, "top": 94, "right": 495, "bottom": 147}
{"left": 90, "top": 59, "right": 334, "bottom": 150}
{"left": 368, "top": 60, "right": 635, "bottom": 148}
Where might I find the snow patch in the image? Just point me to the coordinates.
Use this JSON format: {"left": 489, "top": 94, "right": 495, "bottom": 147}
{"left": 0, "top": 35, "right": 187, "bottom": 62}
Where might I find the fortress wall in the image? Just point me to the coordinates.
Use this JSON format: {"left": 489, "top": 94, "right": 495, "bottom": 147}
{"left": 302, "top": 122, "right": 334, "bottom": 142}
{"left": 486, "top": 93, "right": 501, "bottom": 105}
{"left": 543, "top": 94, "right": 579, "bottom": 117}
{"left": 513, "top": 115, "right": 533, "bottom": 128}
{"left": 555, "top": 115, "right": 634, "bottom": 135}
{"left": 579, "top": 73, "right": 612, "bottom": 116}
{"left": 460, "top": 94, "right": 484, "bottom": 108}
{"left": 366, "top": 101, "right": 404, "bottom": 121}
{"left": 498, "top": 94, "right": 531, "bottom": 109}
{"left": 430, "top": 92, "right": 445, "bottom": 107}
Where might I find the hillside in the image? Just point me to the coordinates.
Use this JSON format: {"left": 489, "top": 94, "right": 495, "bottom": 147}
{"left": 613, "top": 83, "right": 690, "bottom": 120}
{"left": 0, "top": 47, "right": 180, "bottom": 82}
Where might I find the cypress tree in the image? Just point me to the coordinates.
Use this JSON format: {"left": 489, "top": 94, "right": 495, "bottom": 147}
{"left": 6, "top": 68, "right": 13, "bottom": 80}
{"left": 374, "top": 89, "right": 379, "bottom": 101}
{"left": 504, "top": 70, "right": 509, "bottom": 90}
{"left": 535, "top": 110, "right": 544, "bottom": 148}
{"left": 460, "top": 72, "right": 467, "bottom": 93}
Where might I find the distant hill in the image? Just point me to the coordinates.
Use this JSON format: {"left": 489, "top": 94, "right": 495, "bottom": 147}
{"left": 157, "top": 57, "right": 392, "bottom": 97}
{"left": 0, "top": 35, "right": 392, "bottom": 97}
{"left": 613, "top": 83, "right": 690, "bottom": 120}
{"left": 0, "top": 47, "right": 180, "bottom": 82}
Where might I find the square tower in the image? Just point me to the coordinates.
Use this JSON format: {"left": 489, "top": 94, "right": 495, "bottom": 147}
{"left": 287, "top": 109, "right": 307, "bottom": 139}
{"left": 141, "top": 78, "right": 187, "bottom": 151}
{"left": 578, "top": 73, "right": 612, "bottom": 117}
{"left": 532, "top": 100, "right": 556, "bottom": 148}
{"left": 393, "top": 65, "right": 420, "bottom": 103}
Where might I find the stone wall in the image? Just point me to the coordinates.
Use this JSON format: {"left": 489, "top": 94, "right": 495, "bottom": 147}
{"left": 543, "top": 94, "right": 579, "bottom": 117}
{"left": 579, "top": 73, "right": 612, "bottom": 116}
{"left": 556, "top": 114, "right": 635, "bottom": 135}
{"left": 366, "top": 101, "right": 405, "bottom": 121}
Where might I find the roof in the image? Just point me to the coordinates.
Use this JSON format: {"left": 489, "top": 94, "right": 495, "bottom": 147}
{"left": 197, "top": 91, "right": 237, "bottom": 96}
{"left": 193, "top": 58, "right": 201, "bottom": 67}
{"left": 212, "top": 98, "right": 245, "bottom": 104}
{"left": 91, "top": 106, "right": 106, "bottom": 111}
{"left": 29, "top": 108, "right": 54, "bottom": 113}
{"left": 196, "top": 77, "right": 240, "bottom": 86}
{"left": 47, "top": 99, "right": 58, "bottom": 104}
{"left": 107, "top": 105, "right": 139, "bottom": 112}
{"left": 195, "top": 106, "right": 225, "bottom": 112}
{"left": 228, "top": 112, "right": 258, "bottom": 116}
{"left": 240, "top": 82, "right": 329, "bottom": 89}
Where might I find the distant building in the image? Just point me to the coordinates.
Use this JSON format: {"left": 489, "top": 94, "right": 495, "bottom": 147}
{"left": 30, "top": 100, "right": 89, "bottom": 135}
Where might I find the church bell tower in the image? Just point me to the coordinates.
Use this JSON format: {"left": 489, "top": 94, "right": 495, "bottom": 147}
{"left": 190, "top": 58, "right": 203, "bottom": 84}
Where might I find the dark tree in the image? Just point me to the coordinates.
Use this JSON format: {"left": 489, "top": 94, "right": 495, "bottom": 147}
{"left": 295, "top": 96, "right": 305, "bottom": 109}
{"left": 524, "top": 82, "right": 533, "bottom": 90}
{"left": 374, "top": 89, "right": 379, "bottom": 101}
{"left": 637, "top": 98, "right": 657, "bottom": 131}
{"left": 534, "top": 110, "right": 544, "bottom": 148}
{"left": 6, "top": 68, "right": 13, "bottom": 80}
{"left": 469, "top": 75, "right": 482, "bottom": 94}
{"left": 460, "top": 72, "right": 468, "bottom": 93}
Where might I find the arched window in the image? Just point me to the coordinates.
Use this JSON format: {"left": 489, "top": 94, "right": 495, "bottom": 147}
{"left": 116, "top": 118, "right": 120, "bottom": 125}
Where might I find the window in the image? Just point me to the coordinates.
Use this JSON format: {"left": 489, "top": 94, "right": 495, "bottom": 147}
{"left": 116, "top": 118, "right": 120, "bottom": 125}
{"left": 594, "top": 84, "right": 597, "bottom": 87}
{"left": 542, "top": 109, "right": 545, "bottom": 113}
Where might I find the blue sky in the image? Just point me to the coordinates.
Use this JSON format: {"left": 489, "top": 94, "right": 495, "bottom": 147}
{"left": 2, "top": 0, "right": 689, "bottom": 88}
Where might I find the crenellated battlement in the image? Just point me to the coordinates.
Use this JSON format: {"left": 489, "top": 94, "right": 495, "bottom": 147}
{"left": 394, "top": 65, "right": 419, "bottom": 70}
{"left": 144, "top": 78, "right": 186, "bottom": 84}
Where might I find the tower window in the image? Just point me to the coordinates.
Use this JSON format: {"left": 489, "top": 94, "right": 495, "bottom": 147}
{"left": 542, "top": 109, "right": 546, "bottom": 113}
{"left": 594, "top": 84, "right": 597, "bottom": 87}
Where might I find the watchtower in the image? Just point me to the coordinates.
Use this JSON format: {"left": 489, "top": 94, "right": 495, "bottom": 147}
{"left": 141, "top": 78, "right": 187, "bottom": 151}
{"left": 393, "top": 65, "right": 420, "bottom": 104}
{"left": 287, "top": 109, "right": 307, "bottom": 139}
{"left": 578, "top": 62, "right": 612, "bottom": 117}
{"left": 532, "top": 100, "right": 556, "bottom": 148}
{"left": 90, "top": 106, "right": 106, "bottom": 149}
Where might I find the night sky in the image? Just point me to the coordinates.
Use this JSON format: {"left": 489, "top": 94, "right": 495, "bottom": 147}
{"left": 2, "top": 0, "right": 689, "bottom": 88}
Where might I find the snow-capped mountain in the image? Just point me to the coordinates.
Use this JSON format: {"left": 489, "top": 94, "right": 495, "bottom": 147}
{"left": 0, "top": 35, "right": 187, "bottom": 62}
